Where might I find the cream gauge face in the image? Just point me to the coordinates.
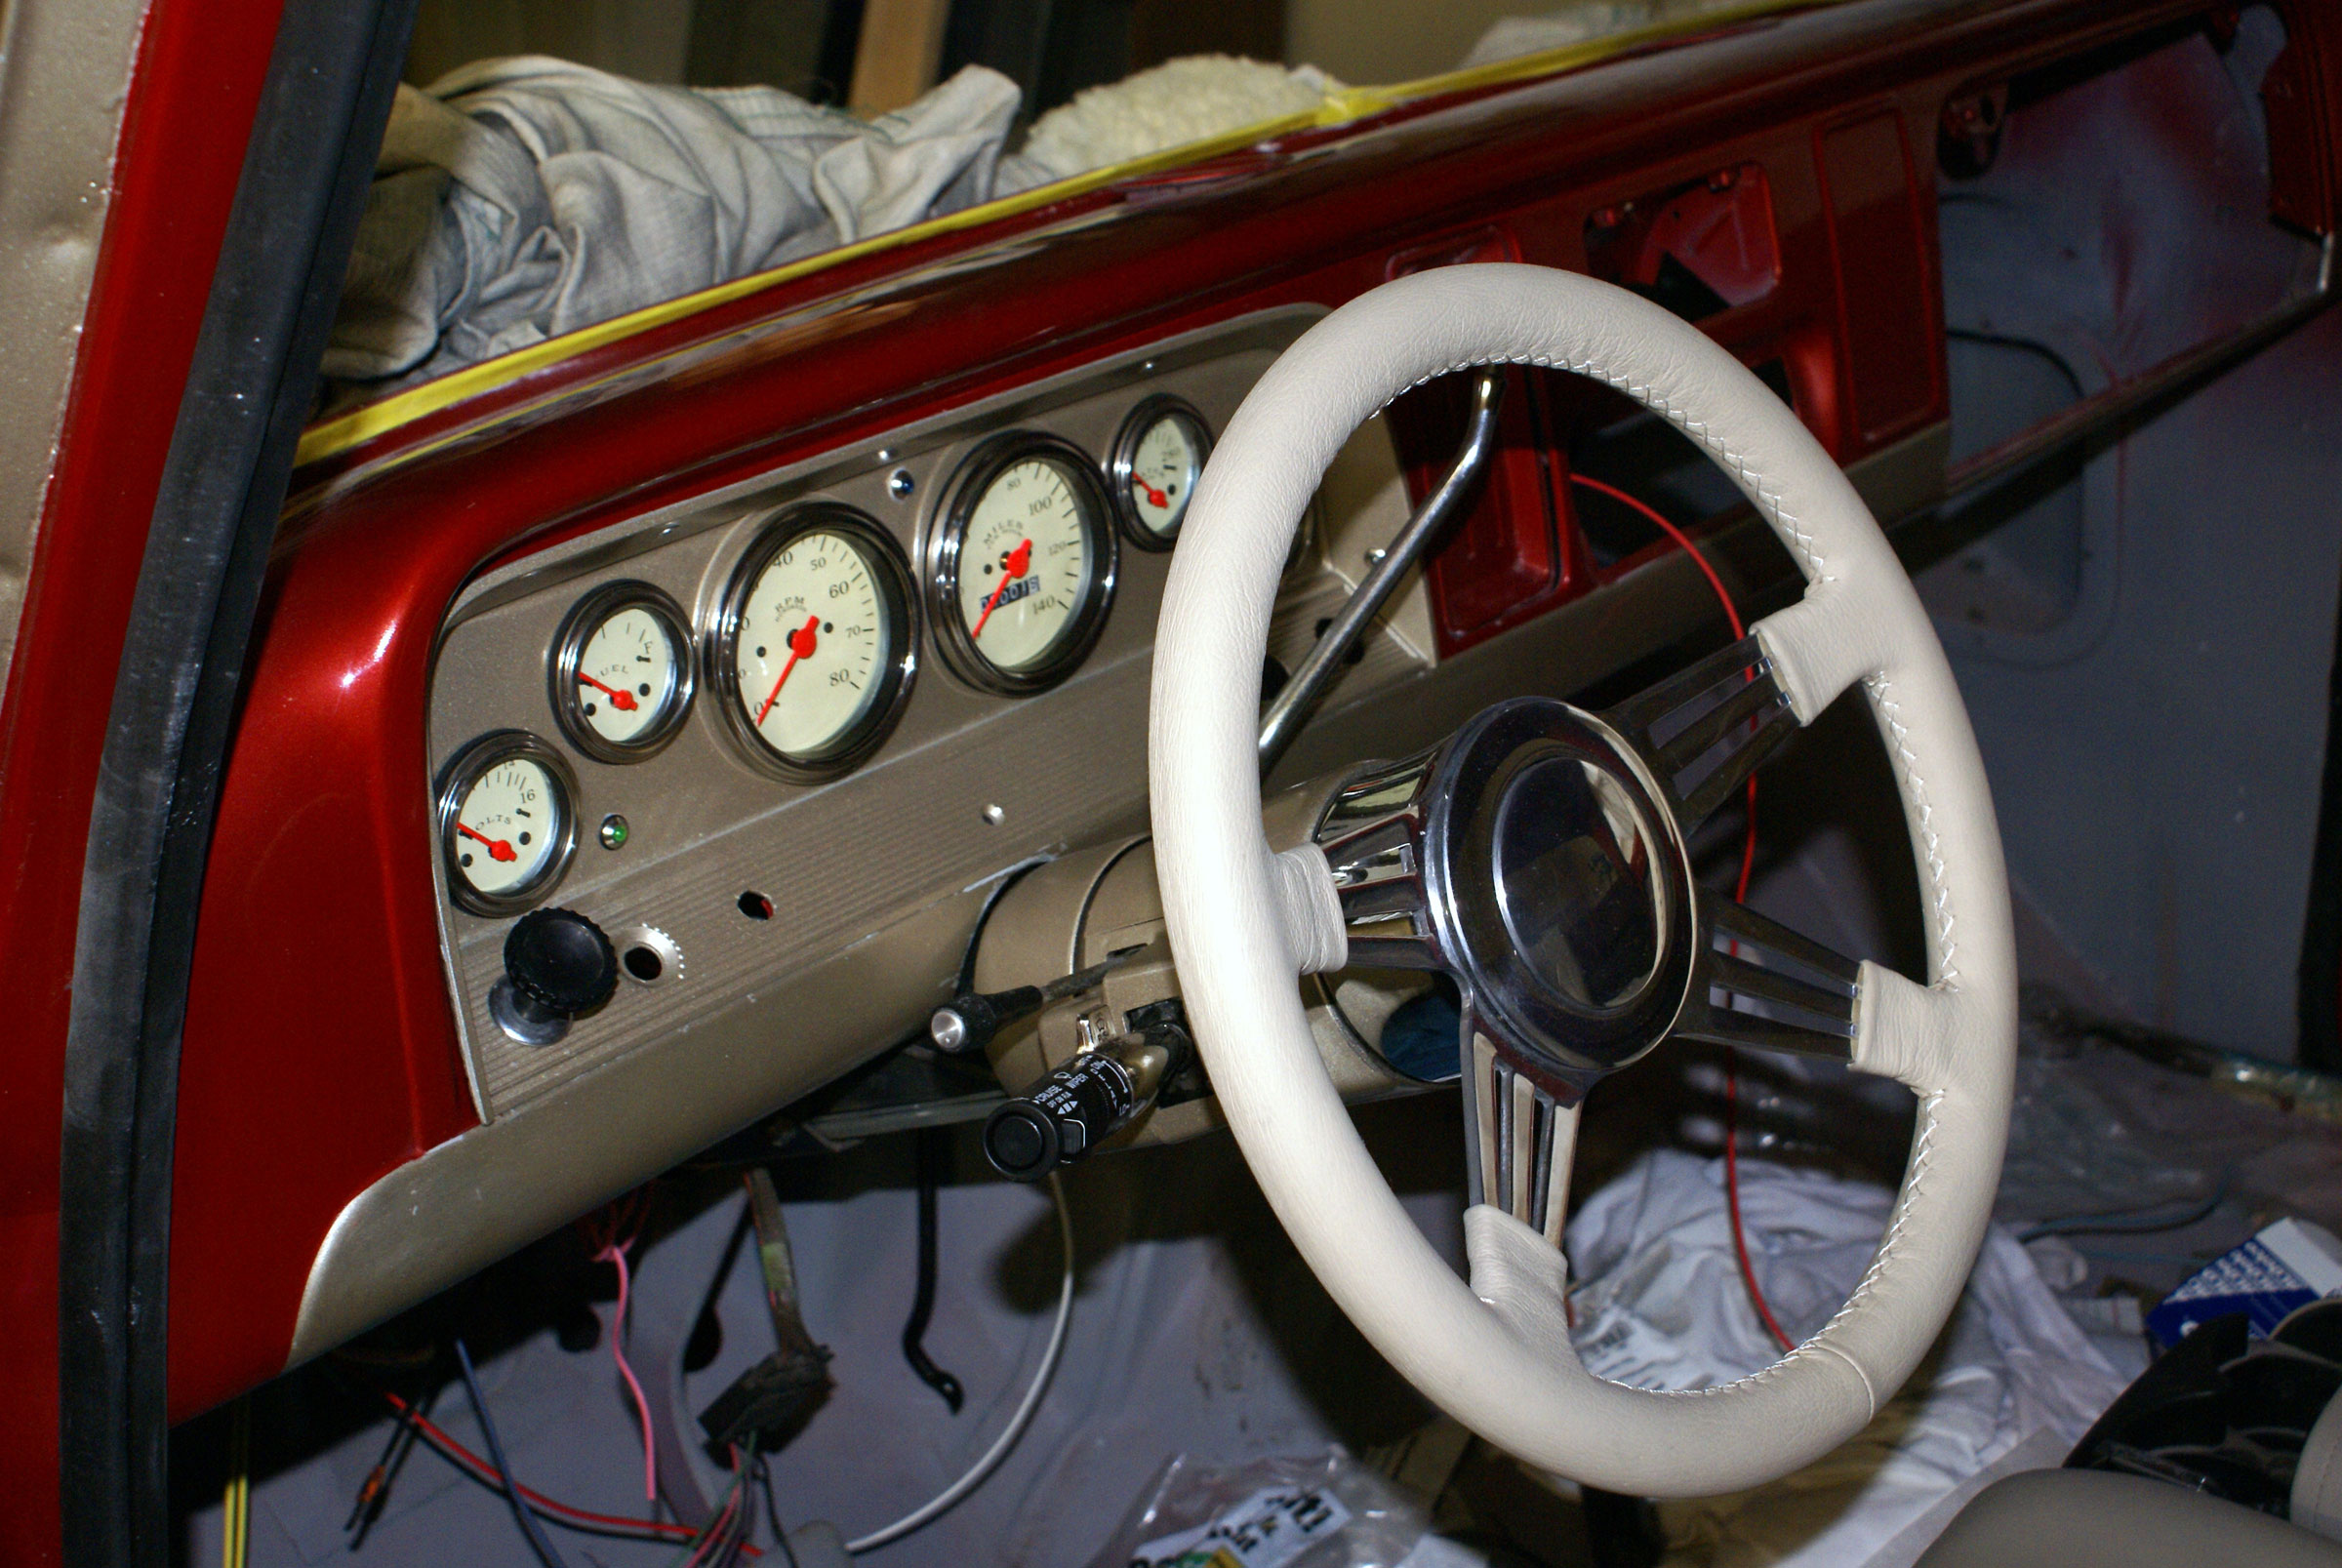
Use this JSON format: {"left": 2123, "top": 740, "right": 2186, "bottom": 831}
{"left": 936, "top": 438, "right": 1115, "bottom": 694}
{"left": 550, "top": 584, "right": 693, "bottom": 761}
{"left": 716, "top": 509, "right": 916, "bottom": 779}
{"left": 437, "top": 733, "right": 577, "bottom": 914}
{"left": 1113, "top": 400, "right": 1211, "bottom": 545}
{"left": 574, "top": 607, "right": 676, "bottom": 743}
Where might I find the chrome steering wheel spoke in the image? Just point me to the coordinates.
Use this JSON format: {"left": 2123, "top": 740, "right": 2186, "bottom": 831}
{"left": 1674, "top": 887, "right": 1860, "bottom": 1061}
{"left": 1302, "top": 631, "right": 1855, "bottom": 1222}
{"left": 1604, "top": 634, "right": 1798, "bottom": 831}
{"left": 1316, "top": 753, "right": 1444, "bottom": 971}
{"left": 1462, "top": 1025, "right": 1580, "bottom": 1245}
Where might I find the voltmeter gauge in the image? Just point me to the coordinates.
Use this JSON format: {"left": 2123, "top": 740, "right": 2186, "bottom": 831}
{"left": 550, "top": 583, "right": 694, "bottom": 762}
{"left": 1110, "top": 395, "right": 1211, "bottom": 549}
{"left": 436, "top": 732, "right": 580, "bottom": 916}
{"left": 931, "top": 433, "right": 1117, "bottom": 695}
{"left": 711, "top": 504, "right": 917, "bottom": 782}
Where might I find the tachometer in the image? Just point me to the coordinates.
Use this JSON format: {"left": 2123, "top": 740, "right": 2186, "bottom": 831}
{"left": 436, "top": 732, "right": 579, "bottom": 916}
{"left": 549, "top": 583, "right": 693, "bottom": 761}
{"left": 931, "top": 433, "right": 1116, "bottom": 694}
{"left": 711, "top": 504, "right": 917, "bottom": 781}
{"left": 1110, "top": 395, "right": 1211, "bottom": 548}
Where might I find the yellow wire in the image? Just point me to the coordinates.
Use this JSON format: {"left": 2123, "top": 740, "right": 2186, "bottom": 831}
{"left": 223, "top": 1394, "right": 250, "bottom": 1568}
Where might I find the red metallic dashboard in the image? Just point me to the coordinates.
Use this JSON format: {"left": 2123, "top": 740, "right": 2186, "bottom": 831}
{"left": 163, "top": 0, "right": 2342, "bottom": 1425}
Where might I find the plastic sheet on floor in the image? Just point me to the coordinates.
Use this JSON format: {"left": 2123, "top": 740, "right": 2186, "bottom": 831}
{"left": 1566, "top": 1149, "right": 2129, "bottom": 1567}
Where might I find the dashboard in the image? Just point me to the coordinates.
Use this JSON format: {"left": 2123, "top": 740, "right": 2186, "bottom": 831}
{"left": 155, "top": 0, "right": 2317, "bottom": 1427}
{"left": 423, "top": 309, "right": 1434, "bottom": 1123}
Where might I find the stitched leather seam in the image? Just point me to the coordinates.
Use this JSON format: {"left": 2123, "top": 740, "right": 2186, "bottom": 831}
{"left": 1616, "top": 1092, "right": 1945, "bottom": 1412}
{"left": 1864, "top": 672, "right": 1959, "bottom": 987}
{"left": 1381, "top": 354, "right": 1836, "bottom": 583}
{"left": 1819, "top": 1092, "right": 1944, "bottom": 1339}
{"left": 1617, "top": 1099, "right": 1939, "bottom": 1405}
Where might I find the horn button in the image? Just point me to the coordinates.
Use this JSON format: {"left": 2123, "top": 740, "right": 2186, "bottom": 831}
{"left": 1491, "top": 756, "right": 1664, "bottom": 1011}
{"left": 1323, "top": 697, "right": 1700, "bottom": 1099}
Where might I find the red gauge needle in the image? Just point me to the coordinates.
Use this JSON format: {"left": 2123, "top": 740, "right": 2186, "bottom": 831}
{"left": 576, "top": 671, "right": 638, "bottom": 711}
{"left": 458, "top": 824, "right": 517, "bottom": 863}
{"left": 753, "top": 615, "right": 821, "bottom": 726}
{"left": 1139, "top": 479, "right": 1170, "bottom": 509}
{"left": 970, "top": 538, "right": 1032, "bottom": 641}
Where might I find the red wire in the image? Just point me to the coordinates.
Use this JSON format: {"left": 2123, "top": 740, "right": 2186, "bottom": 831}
{"left": 1567, "top": 472, "right": 1797, "bottom": 1354}
{"left": 382, "top": 1389, "right": 763, "bottom": 1556}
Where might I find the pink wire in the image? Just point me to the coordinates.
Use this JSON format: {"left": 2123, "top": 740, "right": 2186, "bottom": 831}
{"left": 681, "top": 1455, "right": 745, "bottom": 1568}
{"left": 596, "top": 1222, "right": 660, "bottom": 1503}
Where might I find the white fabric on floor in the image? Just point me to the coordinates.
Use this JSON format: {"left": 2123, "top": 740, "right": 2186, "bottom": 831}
{"left": 1566, "top": 1149, "right": 2129, "bottom": 1567}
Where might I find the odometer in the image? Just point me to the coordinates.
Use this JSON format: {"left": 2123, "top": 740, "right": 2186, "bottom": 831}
{"left": 931, "top": 434, "right": 1116, "bottom": 695}
{"left": 711, "top": 505, "right": 916, "bottom": 781}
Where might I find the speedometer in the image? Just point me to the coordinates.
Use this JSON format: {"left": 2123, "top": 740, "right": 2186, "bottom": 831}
{"left": 930, "top": 434, "right": 1117, "bottom": 695}
{"left": 710, "top": 504, "right": 917, "bottom": 781}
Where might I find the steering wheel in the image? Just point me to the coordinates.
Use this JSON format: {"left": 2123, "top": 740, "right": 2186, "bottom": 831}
{"left": 1148, "top": 263, "right": 2016, "bottom": 1497}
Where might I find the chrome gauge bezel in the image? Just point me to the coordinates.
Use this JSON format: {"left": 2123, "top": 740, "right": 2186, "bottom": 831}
{"left": 435, "top": 730, "right": 582, "bottom": 918}
{"left": 548, "top": 581, "right": 696, "bottom": 764}
{"left": 929, "top": 431, "right": 1119, "bottom": 697}
{"left": 707, "top": 503, "right": 920, "bottom": 784}
{"left": 1110, "top": 393, "right": 1213, "bottom": 551}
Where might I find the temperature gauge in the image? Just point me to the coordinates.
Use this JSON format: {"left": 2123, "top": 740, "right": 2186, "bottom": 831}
{"left": 1110, "top": 395, "right": 1211, "bottom": 548}
{"left": 550, "top": 583, "right": 694, "bottom": 762}
{"left": 931, "top": 433, "right": 1116, "bottom": 695}
{"left": 436, "top": 732, "right": 579, "bottom": 916}
{"left": 711, "top": 505, "right": 917, "bottom": 781}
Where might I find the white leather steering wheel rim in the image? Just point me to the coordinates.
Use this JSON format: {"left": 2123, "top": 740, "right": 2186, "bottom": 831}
{"left": 1148, "top": 264, "right": 2017, "bottom": 1497}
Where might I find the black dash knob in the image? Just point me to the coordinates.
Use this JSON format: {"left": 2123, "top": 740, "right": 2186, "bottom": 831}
{"left": 503, "top": 907, "right": 619, "bottom": 1022}
{"left": 982, "top": 1053, "right": 1140, "bottom": 1181}
{"left": 930, "top": 985, "right": 1045, "bottom": 1055}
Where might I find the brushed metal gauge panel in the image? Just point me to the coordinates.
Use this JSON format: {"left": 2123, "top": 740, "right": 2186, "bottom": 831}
{"left": 428, "top": 306, "right": 1438, "bottom": 1119}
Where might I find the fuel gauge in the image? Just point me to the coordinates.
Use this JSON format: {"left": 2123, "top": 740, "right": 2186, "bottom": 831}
{"left": 550, "top": 583, "right": 694, "bottom": 762}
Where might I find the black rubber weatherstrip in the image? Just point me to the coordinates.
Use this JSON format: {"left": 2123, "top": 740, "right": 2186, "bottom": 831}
{"left": 56, "top": 0, "right": 418, "bottom": 1562}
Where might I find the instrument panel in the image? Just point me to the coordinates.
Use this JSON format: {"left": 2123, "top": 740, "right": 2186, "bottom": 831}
{"left": 424, "top": 307, "right": 1437, "bottom": 1119}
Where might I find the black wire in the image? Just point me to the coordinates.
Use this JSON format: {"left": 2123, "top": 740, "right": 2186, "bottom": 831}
{"left": 901, "top": 1127, "right": 965, "bottom": 1412}
{"left": 703, "top": 1445, "right": 756, "bottom": 1568}
{"left": 395, "top": 1414, "right": 686, "bottom": 1547}
{"left": 2015, "top": 1177, "right": 2230, "bottom": 1243}
{"left": 347, "top": 1377, "right": 431, "bottom": 1548}
{"left": 756, "top": 1451, "right": 803, "bottom": 1568}
{"left": 685, "top": 1198, "right": 754, "bottom": 1373}
{"left": 454, "top": 1338, "right": 574, "bottom": 1568}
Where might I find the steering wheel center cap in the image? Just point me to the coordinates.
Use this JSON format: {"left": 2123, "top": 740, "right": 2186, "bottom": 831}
{"left": 1418, "top": 697, "right": 1699, "bottom": 1094}
{"left": 1490, "top": 755, "right": 1665, "bottom": 1010}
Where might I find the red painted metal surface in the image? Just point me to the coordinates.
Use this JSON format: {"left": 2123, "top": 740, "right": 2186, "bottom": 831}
{"left": 1817, "top": 108, "right": 1945, "bottom": 445}
{"left": 159, "top": 0, "right": 2300, "bottom": 1432}
{"left": 0, "top": 0, "right": 290, "bottom": 1557}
